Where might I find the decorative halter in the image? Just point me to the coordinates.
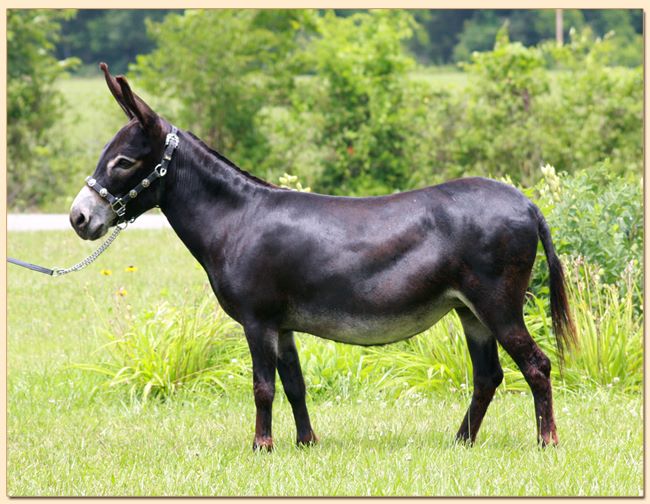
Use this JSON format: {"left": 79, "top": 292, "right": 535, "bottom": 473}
{"left": 7, "top": 127, "right": 181, "bottom": 277}
{"left": 85, "top": 126, "right": 179, "bottom": 222}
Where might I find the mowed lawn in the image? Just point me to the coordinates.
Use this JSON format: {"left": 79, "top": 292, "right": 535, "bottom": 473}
{"left": 7, "top": 230, "right": 643, "bottom": 496}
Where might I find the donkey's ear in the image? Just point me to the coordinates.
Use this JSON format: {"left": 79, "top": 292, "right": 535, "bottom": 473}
{"left": 99, "top": 62, "right": 134, "bottom": 119}
{"left": 116, "top": 74, "right": 161, "bottom": 135}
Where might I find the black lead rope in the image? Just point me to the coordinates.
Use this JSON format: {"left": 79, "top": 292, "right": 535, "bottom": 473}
{"left": 7, "top": 257, "right": 55, "bottom": 276}
{"left": 8, "top": 126, "right": 179, "bottom": 277}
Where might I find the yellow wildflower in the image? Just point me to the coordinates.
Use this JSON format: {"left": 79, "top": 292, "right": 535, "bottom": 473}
{"left": 100, "top": 269, "right": 112, "bottom": 276}
{"left": 116, "top": 287, "right": 128, "bottom": 297}
{"left": 125, "top": 265, "right": 138, "bottom": 272}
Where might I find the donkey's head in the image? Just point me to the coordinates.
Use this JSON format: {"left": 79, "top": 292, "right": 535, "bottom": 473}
{"left": 70, "top": 63, "right": 175, "bottom": 240}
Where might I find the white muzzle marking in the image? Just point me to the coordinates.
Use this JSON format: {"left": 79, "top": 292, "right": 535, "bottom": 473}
{"left": 70, "top": 186, "right": 116, "bottom": 239}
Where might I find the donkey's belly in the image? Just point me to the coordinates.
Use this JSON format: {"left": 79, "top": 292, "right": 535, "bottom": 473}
{"left": 285, "top": 293, "right": 459, "bottom": 345}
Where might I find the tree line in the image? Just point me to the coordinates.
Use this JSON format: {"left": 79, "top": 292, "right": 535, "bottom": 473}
{"left": 55, "top": 9, "right": 643, "bottom": 73}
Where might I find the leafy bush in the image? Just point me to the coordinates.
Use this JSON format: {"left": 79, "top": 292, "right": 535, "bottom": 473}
{"left": 264, "top": 22, "right": 641, "bottom": 193}
{"left": 261, "top": 10, "right": 422, "bottom": 196}
{"left": 7, "top": 9, "right": 78, "bottom": 209}
{"left": 422, "top": 24, "right": 643, "bottom": 186}
{"left": 256, "top": 82, "right": 329, "bottom": 187}
{"left": 539, "top": 28, "right": 643, "bottom": 177}
{"left": 133, "top": 9, "right": 313, "bottom": 170}
{"left": 529, "top": 163, "right": 642, "bottom": 299}
{"left": 455, "top": 23, "right": 550, "bottom": 183}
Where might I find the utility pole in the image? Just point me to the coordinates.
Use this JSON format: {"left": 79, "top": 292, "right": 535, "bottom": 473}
{"left": 556, "top": 9, "right": 564, "bottom": 46}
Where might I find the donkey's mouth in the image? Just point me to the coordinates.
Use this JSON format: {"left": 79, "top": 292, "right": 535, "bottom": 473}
{"left": 86, "top": 223, "right": 111, "bottom": 241}
{"left": 70, "top": 216, "right": 111, "bottom": 241}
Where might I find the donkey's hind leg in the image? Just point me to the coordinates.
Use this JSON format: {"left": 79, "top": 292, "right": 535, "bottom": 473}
{"left": 491, "top": 317, "right": 558, "bottom": 446}
{"left": 455, "top": 307, "right": 503, "bottom": 444}
{"left": 468, "top": 288, "right": 559, "bottom": 447}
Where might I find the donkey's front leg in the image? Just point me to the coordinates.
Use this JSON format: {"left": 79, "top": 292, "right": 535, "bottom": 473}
{"left": 277, "top": 331, "right": 318, "bottom": 446}
{"left": 244, "top": 323, "right": 279, "bottom": 451}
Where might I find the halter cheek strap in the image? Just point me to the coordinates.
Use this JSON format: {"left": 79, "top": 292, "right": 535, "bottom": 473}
{"left": 86, "top": 126, "right": 179, "bottom": 222}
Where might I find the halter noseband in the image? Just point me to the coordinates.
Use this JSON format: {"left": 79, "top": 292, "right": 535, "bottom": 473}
{"left": 85, "top": 126, "right": 179, "bottom": 223}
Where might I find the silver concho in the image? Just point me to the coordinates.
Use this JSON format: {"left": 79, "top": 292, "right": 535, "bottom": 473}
{"left": 99, "top": 188, "right": 108, "bottom": 197}
{"left": 129, "top": 190, "right": 138, "bottom": 199}
{"left": 142, "top": 178, "right": 150, "bottom": 188}
{"left": 87, "top": 178, "right": 96, "bottom": 187}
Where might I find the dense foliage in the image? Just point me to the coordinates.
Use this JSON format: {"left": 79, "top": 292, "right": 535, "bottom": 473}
{"left": 452, "top": 25, "right": 642, "bottom": 185}
{"left": 270, "top": 11, "right": 419, "bottom": 195}
{"left": 57, "top": 9, "right": 643, "bottom": 70}
{"left": 133, "top": 9, "right": 312, "bottom": 170}
{"left": 7, "top": 10, "right": 78, "bottom": 209}
{"left": 262, "top": 20, "right": 642, "bottom": 193}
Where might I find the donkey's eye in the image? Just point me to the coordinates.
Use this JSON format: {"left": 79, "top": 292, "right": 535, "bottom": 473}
{"left": 114, "top": 157, "right": 135, "bottom": 169}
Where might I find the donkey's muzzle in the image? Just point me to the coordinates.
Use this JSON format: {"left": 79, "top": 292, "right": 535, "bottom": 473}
{"left": 70, "top": 185, "right": 115, "bottom": 240}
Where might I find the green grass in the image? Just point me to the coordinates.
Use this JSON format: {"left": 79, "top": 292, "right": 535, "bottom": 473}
{"left": 8, "top": 386, "right": 642, "bottom": 496}
{"left": 7, "top": 230, "right": 644, "bottom": 496}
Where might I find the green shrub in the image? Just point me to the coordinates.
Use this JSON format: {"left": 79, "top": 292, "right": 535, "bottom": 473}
{"left": 540, "top": 28, "right": 643, "bottom": 177}
{"left": 529, "top": 163, "right": 642, "bottom": 299}
{"left": 256, "top": 92, "right": 328, "bottom": 187}
{"left": 404, "top": 26, "right": 642, "bottom": 188}
{"left": 133, "top": 9, "right": 313, "bottom": 170}
{"left": 7, "top": 9, "right": 78, "bottom": 209}
{"left": 268, "top": 10, "right": 421, "bottom": 196}
{"left": 455, "top": 23, "right": 551, "bottom": 184}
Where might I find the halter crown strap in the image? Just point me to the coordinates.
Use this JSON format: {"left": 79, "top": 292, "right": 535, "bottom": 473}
{"left": 86, "top": 126, "right": 179, "bottom": 221}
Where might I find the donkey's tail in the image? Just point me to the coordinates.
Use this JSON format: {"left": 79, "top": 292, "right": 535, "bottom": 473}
{"left": 534, "top": 206, "right": 577, "bottom": 363}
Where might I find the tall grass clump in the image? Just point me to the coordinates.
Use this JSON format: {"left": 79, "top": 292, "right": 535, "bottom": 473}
{"left": 560, "top": 258, "right": 642, "bottom": 392}
{"left": 360, "top": 314, "right": 472, "bottom": 398}
{"left": 295, "top": 338, "right": 369, "bottom": 400}
{"left": 74, "top": 296, "right": 251, "bottom": 401}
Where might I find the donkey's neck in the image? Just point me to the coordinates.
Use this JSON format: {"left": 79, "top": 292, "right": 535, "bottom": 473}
{"left": 159, "top": 130, "right": 276, "bottom": 266}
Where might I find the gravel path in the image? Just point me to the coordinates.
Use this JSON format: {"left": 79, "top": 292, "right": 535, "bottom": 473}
{"left": 8, "top": 213, "right": 171, "bottom": 231}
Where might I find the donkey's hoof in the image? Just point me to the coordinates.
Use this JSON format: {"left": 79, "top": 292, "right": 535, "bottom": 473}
{"left": 454, "top": 436, "right": 475, "bottom": 447}
{"left": 538, "top": 431, "right": 559, "bottom": 448}
{"left": 454, "top": 430, "right": 475, "bottom": 447}
{"left": 253, "top": 436, "right": 274, "bottom": 452}
{"left": 297, "top": 430, "right": 319, "bottom": 447}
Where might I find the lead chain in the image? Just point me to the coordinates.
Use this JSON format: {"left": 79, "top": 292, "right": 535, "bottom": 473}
{"left": 52, "top": 222, "right": 127, "bottom": 277}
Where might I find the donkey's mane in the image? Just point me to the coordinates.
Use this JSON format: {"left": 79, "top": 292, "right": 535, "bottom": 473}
{"left": 186, "top": 131, "right": 278, "bottom": 189}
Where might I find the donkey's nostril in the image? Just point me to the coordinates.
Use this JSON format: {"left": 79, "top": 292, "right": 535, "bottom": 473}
{"left": 71, "top": 208, "right": 89, "bottom": 230}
